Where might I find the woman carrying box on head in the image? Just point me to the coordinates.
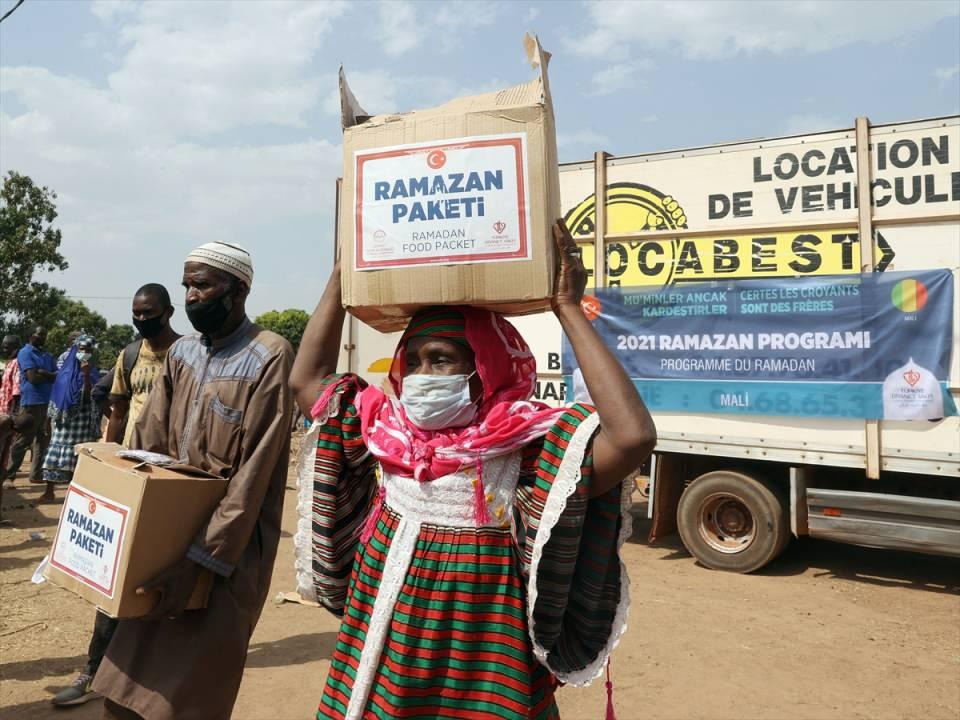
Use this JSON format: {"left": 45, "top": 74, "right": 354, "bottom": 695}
{"left": 290, "top": 219, "right": 656, "bottom": 720}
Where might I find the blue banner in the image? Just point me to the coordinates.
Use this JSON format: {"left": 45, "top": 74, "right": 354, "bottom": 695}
{"left": 563, "top": 269, "right": 957, "bottom": 419}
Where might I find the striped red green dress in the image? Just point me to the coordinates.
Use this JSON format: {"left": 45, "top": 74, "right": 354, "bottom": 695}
{"left": 294, "top": 375, "right": 632, "bottom": 720}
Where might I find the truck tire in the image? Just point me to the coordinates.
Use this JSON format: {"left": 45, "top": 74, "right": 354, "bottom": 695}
{"left": 677, "top": 470, "right": 789, "bottom": 573}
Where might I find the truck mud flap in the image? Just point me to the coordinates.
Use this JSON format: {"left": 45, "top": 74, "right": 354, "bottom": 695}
{"left": 649, "top": 453, "right": 686, "bottom": 542}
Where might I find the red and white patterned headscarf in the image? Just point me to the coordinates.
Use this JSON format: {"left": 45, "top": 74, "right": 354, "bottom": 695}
{"left": 357, "top": 306, "right": 564, "bottom": 481}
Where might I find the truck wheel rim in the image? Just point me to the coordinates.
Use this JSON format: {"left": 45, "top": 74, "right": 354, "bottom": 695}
{"left": 697, "top": 493, "right": 756, "bottom": 554}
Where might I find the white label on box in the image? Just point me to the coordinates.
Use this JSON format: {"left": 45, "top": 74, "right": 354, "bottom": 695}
{"left": 49, "top": 484, "right": 129, "bottom": 599}
{"left": 354, "top": 133, "right": 532, "bottom": 270}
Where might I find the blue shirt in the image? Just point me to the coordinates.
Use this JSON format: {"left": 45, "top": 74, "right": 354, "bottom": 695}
{"left": 18, "top": 344, "right": 56, "bottom": 406}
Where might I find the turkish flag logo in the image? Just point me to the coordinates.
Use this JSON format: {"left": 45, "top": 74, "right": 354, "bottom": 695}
{"left": 903, "top": 369, "right": 921, "bottom": 387}
{"left": 493, "top": 221, "right": 506, "bottom": 234}
{"left": 427, "top": 150, "right": 446, "bottom": 169}
{"left": 88, "top": 500, "right": 97, "bottom": 515}
{"left": 580, "top": 296, "right": 602, "bottom": 322}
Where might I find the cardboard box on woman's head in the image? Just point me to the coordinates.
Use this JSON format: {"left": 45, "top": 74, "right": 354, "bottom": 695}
{"left": 339, "top": 34, "right": 559, "bottom": 332}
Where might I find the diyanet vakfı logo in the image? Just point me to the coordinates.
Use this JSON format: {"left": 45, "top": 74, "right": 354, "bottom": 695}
{"left": 882, "top": 358, "right": 944, "bottom": 420}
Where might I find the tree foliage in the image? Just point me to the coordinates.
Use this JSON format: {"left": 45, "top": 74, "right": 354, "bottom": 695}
{"left": 255, "top": 308, "right": 310, "bottom": 351}
{"left": 0, "top": 171, "right": 68, "bottom": 336}
{"left": 0, "top": 171, "right": 133, "bottom": 363}
{"left": 41, "top": 297, "right": 135, "bottom": 369}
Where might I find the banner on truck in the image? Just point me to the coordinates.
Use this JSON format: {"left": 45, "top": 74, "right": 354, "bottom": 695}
{"left": 354, "top": 133, "right": 532, "bottom": 270}
{"left": 563, "top": 269, "right": 957, "bottom": 420}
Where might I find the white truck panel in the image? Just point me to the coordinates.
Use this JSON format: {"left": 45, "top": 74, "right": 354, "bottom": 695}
{"left": 342, "top": 116, "right": 960, "bottom": 477}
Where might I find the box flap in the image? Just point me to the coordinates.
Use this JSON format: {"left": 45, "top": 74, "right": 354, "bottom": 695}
{"left": 523, "top": 32, "right": 552, "bottom": 109}
{"left": 75, "top": 443, "right": 222, "bottom": 481}
{"left": 339, "top": 65, "right": 370, "bottom": 129}
{"left": 342, "top": 33, "right": 551, "bottom": 131}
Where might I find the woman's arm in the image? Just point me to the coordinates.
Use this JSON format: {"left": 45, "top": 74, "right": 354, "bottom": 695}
{"left": 81, "top": 360, "right": 92, "bottom": 396}
{"left": 552, "top": 220, "right": 657, "bottom": 497}
{"left": 289, "top": 261, "right": 347, "bottom": 418}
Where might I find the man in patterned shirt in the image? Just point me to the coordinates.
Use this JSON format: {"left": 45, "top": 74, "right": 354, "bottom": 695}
{"left": 106, "top": 284, "right": 180, "bottom": 447}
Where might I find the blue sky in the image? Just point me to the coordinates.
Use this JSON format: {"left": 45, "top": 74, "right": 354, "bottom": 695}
{"left": 2, "top": 0, "right": 958, "bottom": 326}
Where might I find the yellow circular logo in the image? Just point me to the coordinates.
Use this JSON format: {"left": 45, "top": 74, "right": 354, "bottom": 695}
{"left": 564, "top": 182, "right": 689, "bottom": 288}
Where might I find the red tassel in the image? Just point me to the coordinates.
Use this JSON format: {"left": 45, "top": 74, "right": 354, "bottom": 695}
{"left": 474, "top": 457, "right": 490, "bottom": 526}
{"left": 361, "top": 484, "right": 385, "bottom": 544}
{"left": 604, "top": 659, "right": 617, "bottom": 720}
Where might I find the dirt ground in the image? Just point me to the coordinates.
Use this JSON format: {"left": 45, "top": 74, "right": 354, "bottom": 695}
{"left": 2, "top": 459, "right": 959, "bottom": 720}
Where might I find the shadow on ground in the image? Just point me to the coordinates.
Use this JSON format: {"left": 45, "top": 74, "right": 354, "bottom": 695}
{"left": 244, "top": 632, "right": 336, "bottom": 669}
{"left": 632, "top": 506, "right": 959, "bottom": 596}
{"left": 760, "top": 537, "right": 960, "bottom": 594}
{"left": 0, "top": 697, "right": 101, "bottom": 720}
{"left": 1, "top": 486, "right": 64, "bottom": 528}
{"left": 0, "top": 654, "right": 86, "bottom": 683}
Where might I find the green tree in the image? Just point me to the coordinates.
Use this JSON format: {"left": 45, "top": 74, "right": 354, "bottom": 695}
{"left": 0, "top": 171, "right": 68, "bottom": 337}
{"left": 39, "top": 297, "right": 135, "bottom": 369}
{"left": 255, "top": 309, "right": 310, "bottom": 351}
{"left": 97, "top": 323, "right": 137, "bottom": 370}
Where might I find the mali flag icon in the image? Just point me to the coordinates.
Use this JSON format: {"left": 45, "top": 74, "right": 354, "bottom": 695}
{"left": 891, "top": 278, "right": 928, "bottom": 313}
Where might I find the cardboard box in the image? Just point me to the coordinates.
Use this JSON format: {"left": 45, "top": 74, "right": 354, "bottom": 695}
{"left": 43, "top": 443, "right": 227, "bottom": 618}
{"left": 339, "top": 33, "right": 560, "bottom": 331}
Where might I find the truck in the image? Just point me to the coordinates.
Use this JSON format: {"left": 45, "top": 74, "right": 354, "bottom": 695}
{"left": 336, "top": 114, "right": 960, "bottom": 573}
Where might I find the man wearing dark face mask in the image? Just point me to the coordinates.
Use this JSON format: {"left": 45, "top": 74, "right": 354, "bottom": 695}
{"left": 104, "top": 284, "right": 180, "bottom": 448}
{"left": 93, "top": 242, "right": 294, "bottom": 720}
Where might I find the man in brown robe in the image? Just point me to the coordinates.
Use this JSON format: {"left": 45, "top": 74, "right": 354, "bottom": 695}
{"left": 92, "top": 242, "right": 294, "bottom": 720}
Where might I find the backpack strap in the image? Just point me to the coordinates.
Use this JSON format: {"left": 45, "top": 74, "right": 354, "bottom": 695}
{"left": 121, "top": 339, "right": 143, "bottom": 397}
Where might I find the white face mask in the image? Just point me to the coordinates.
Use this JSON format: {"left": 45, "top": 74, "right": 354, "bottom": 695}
{"left": 77, "top": 351, "right": 93, "bottom": 362}
{"left": 400, "top": 372, "right": 478, "bottom": 430}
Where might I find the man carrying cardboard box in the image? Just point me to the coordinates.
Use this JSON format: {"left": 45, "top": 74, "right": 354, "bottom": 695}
{"left": 50, "top": 283, "right": 181, "bottom": 708}
{"left": 92, "top": 242, "right": 295, "bottom": 720}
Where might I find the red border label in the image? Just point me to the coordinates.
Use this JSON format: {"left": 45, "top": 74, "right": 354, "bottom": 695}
{"left": 355, "top": 137, "right": 529, "bottom": 270}
{"left": 49, "top": 484, "right": 129, "bottom": 598}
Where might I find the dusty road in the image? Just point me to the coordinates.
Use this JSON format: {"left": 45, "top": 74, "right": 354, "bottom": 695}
{"left": 2, "top": 465, "right": 958, "bottom": 720}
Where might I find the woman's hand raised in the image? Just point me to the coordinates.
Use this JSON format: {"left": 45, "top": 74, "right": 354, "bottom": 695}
{"left": 551, "top": 219, "right": 588, "bottom": 314}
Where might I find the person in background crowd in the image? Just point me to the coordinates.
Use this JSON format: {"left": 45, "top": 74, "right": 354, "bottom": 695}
{"left": 39, "top": 334, "right": 102, "bottom": 503}
{"left": 0, "top": 335, "right": 23, "bottom": 483}
{"left": 93, "top": 242, "right": 294, "bottom": 720}
{"left": 0, "top": 411, "right": 36, "bottom": 523}
{"left": 51, "top": 285, "right": 180, "bottom": 708}
{"left": 6, "top": 326, "right": 56, "bottom": 487}
{"left": 57, "top": 331, "right": 82, "bottom": 369}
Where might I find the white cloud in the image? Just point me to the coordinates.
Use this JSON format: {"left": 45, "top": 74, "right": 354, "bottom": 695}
{"left": 373, "top": 0, "right": 507, "bottom": 57}
{"left": 782, "top": 113, "right": 847, "bottom": 135}
{"left": 934, "top": 64, "right": 960, "bottom": 83}
{"left": 1, "top": 0, "right": 350, "bottom": 322}
{"left": 375, "top": 1, "right": 421, "bottom": 56}
{"left": 434, "top": 1, "right": 500, "bottom": 30}
{"left": 557, "top": 129, "right": 611, "bottom": 148}
{"left": 568, "top": 0, "right": 960, "bottom": 61}
{"left": 100, "top": 1, "right": 348, "bottom": 137}
{"left": 588, "top": 61, "right": 651, "bottom": 96}
{"left": 90, "top": 0, "right": 138, "bottom": 23}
